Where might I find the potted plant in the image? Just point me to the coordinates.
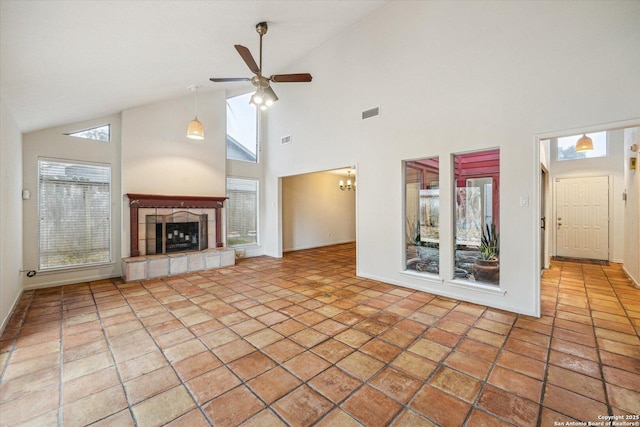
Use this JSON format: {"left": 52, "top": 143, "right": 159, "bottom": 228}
{"left": 473, "top": 224, "right": 499, "bottom": 283}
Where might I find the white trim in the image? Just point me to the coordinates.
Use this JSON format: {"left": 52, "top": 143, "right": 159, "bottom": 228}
{"left": 446, "top": 279, "right": 507, "bottom": 296}
{"left": 0, "top": 290, "right": 24, "bottom": 337}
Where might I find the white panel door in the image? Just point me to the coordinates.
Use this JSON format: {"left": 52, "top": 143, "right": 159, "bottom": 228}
{"left": 556, "top": 176, "right": 609, "bottom": 260}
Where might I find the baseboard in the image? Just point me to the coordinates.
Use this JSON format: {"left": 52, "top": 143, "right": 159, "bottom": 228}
{"left": 0, "top": 289, "right": 25, "bottom": 338}
{"left": 283, "top": 240, "right": 355, "bottom": 253}
{"left": 22, "top": 273, "right": 121, "bottom": 291}
{"left": 622, "top": 265, "right": 640, "bottom": 289}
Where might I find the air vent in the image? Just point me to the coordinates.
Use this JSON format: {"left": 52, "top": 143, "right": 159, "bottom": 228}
{"left": 362, "top": 106, "right": 380, "bottom": 120}
{"left": 281, "top": 135, "right": 292, "bottom": 145}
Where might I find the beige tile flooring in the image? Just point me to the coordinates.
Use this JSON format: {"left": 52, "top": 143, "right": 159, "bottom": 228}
{"left": 1, "top": 243, "right": 639, "bottom": 426}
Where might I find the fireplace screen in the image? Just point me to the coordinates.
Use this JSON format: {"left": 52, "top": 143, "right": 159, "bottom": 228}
{"left": 145, "top": 211, "right": 208, "bottom": 255}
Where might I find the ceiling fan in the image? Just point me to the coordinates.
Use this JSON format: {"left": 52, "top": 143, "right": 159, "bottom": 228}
{"left": 210, "top": 22, "right": 312, "bottom": 109}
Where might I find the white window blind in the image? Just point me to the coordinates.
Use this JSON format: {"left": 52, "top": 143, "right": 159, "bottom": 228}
{"left": 38, "top": 159, "right": 111, "bottom": 270}
{"left": 226, "top": 177, "right": 258, "bottom": 246}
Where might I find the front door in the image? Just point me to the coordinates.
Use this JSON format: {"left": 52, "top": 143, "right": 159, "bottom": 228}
{"left": 556, "top": 176, "right": 609, "bottom": 260}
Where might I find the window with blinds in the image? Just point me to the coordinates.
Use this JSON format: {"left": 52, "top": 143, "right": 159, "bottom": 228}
{"left": 38, "top": 159, "right": 112, "bottom": 270}
{"left": 226, "top": 177, "right": 258, "bottom": 247}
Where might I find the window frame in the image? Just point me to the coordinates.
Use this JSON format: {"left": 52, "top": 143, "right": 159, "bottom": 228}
{"left": 404, "top": 157, "right": 440, "bottom": 276}
{"left": 453, "top": 149, "right": 500, "bottom": 286}
{"left": 225, "top": 176, "right": 259, "bottom": 248}
{"left": 556, "top": 131, "right": 608, "bottom": 161}
{"left": 226, "top": 92, "right": 259, "bottom": 163}
{"left": 38, "top": 158, "right": 112, "bottom": 271}
{"left": 64, "top": 124, "right": 111, "bottom": 142}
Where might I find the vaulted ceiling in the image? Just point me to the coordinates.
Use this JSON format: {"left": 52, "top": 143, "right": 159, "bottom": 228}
{"left": 0, "top": 0, "right": 391, "bottom": 133}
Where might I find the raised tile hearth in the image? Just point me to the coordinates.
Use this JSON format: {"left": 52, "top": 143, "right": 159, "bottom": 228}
{"left": 122, "top": 248, "right": 235, "bottom": 282}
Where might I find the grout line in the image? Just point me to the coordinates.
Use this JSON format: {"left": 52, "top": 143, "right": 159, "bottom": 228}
{"left": 537, "top": 259, "right": 562, "bottom": 427}
{"left": 90, "top": 283, "right": 141, "bottom": 426}
{"left": 2, "top": 248, "right": 636, "bottom": 427}
{"left": 582, "top": 264, "right": 614, "bottom": 417}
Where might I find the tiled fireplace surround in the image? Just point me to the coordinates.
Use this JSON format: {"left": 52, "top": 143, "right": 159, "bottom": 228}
{"left": 122, "top": 194, "right": 235, "bottom": 282}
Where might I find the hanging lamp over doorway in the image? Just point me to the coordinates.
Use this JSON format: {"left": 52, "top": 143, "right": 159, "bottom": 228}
{"left": 575, "top": 134, "right": 593, "bottom": 152}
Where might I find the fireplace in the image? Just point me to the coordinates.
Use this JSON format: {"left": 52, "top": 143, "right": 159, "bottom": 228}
{"left": 146, "top": 211, "right": 208, "bottom": 255}
{"left": 126, "top": 193, "right": 227, "bottom": 257}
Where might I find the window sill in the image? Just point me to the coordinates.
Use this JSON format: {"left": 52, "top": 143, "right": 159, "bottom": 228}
{"left": 446, "top": 279, "right": 506, "bottom": 296}
{"left": 36, "top": 261, "right": 116, "bottom": 276}
{"left": 400, "top": 269, "right": 444, "bottom": 284}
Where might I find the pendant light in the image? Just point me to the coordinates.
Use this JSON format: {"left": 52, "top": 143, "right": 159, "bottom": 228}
{"left": 186, "top": 85, "right": 204, "bottom": 140}
{"left": 575, "top": 134, "right": 593, "bottom": 152}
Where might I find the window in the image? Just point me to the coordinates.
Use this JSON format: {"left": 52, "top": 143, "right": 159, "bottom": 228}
{"left": 38, "top": 159, "right": 111, "bottom": 270}
{"left": 454, "top": 149, "right": 500, "bottom": 285}
{"left": 65, "top": 124, "right": 110, "bottom": 142}
{"left": 226, "top": 177, "right": 258, "bottom": 246}
{"left": 557, "top": 131, "right": 607, "bottom": 161}
{"left": 226, "top": 93, "right": 258, "bottom": 162}
{"left": 405, "top": 158, "right": 440, "bottom": 274}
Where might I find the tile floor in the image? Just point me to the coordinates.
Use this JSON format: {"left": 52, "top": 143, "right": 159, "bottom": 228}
{"left": 1, "top": 243, "right": 639, "bottom": 426}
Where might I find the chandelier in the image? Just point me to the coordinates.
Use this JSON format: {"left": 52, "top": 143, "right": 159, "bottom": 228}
{"left": 339, "top": 170, "right": 355, "bottom": 191}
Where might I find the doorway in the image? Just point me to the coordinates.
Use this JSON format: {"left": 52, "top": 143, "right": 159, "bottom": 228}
{"left": 555, "top": 176, "right": 609, "bottom": 261}
{"left": 281, "top": 168, "right": 356, "bottom": 253}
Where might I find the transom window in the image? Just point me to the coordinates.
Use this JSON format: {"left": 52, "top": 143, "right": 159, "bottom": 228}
{"left": 557, "top": 131, "right": 607, "bottom": 161}
{"left": 65, "top": 124, "right": 110, "bottom": 142}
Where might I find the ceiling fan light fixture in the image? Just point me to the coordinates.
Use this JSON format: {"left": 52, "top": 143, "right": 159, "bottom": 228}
{"left": 575, "top": 134, "right": 593, "bottom": 152}
{"left": 251, "top": 91, "right": 264, "bottom": 106}
{"left": 210, "top": 22, "right": 311, "bottom": 108}
{"left": 186, "top": 85, "right": 204, "bottom": 140}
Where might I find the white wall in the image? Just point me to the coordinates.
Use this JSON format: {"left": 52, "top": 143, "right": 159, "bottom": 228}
{"left": 22, "top": 114, "right": 123, "bottom": 289}
{"left": 121, "top": 91, "right": 227, "bottom": 256}
{"left": 623, "top": 127, "right": 640, "bottom": 285}
{"left": 549, "top": 130, "right": 626, "bottom": 262}
{"left": 282, "top": 171, "right": 356, "bottom": 252}
{"left": 263, "top": 1, "right": 640, "bottom": 315}
{"left": 0, "top": 101, "right": 24, "bottom": 331}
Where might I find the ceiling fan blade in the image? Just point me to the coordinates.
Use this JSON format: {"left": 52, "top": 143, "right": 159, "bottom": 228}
{"left": 209, "top": 77, "right": 251, "bottom": 83}
{"left": 234, "top": 45, "right": 260, "bottom": 74}
{"left": 265, "top": 86, "right": 279, "bottom": 102}
{"left": 269, "top": 73, "right": 313, "bottom": 83}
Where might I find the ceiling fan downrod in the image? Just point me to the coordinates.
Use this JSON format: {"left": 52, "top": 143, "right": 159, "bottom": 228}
{"left": 256, "top": 22, "right": 268, "bottom": 74}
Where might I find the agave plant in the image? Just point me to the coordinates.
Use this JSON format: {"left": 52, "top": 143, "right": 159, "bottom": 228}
{"left": 479, "top": 223, "right": 499, "bottom": 261}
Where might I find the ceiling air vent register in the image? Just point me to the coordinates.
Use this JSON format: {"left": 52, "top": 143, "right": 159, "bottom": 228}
{"left": 281, "top": 135, "right": 292, "bottom": 145}
{"left": 362, "top": 106, "right": 380, "bottom": 120}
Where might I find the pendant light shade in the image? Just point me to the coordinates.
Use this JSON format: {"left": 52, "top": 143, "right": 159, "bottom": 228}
{"left": 186, "top": 85, "right": 204, "bottom": 140}
{"left": 575, "top": 134, "right": 593, "bottom": 152}
{"left": 187, "top": 117, "right": 204, "bottom": 140}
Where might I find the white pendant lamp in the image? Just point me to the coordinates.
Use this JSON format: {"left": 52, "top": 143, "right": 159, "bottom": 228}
{"left": 187, "top": 85, "right": 204, "bottom": 140}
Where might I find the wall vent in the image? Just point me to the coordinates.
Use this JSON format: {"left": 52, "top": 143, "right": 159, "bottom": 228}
{"left": 281, "top": 135, "right": 292, "bottom": 145}
{"left": 362, "top": 106, "right": 380, "bottom": 120}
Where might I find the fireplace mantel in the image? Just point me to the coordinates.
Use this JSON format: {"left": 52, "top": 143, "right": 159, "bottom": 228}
{"left": 126, "top": 193, "right": 227, "bottom": 257}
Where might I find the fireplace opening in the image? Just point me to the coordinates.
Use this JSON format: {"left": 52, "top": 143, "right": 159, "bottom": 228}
{"left": 145, "top": 211, "right": 208, "bottom": 255}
